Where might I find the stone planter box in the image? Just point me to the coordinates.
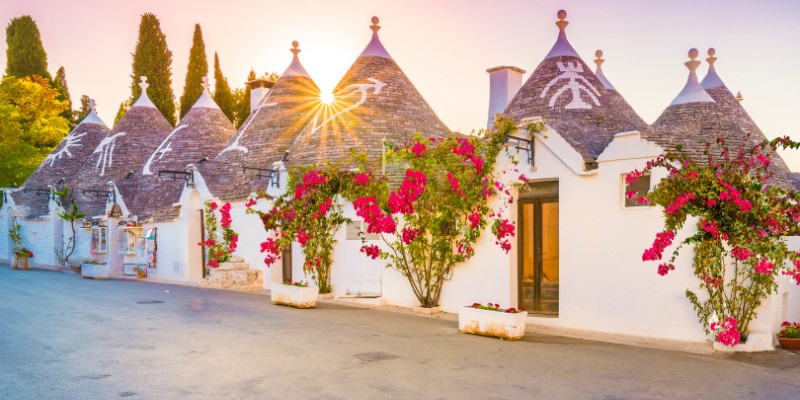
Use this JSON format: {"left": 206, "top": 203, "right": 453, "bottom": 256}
{"left": 458, "top": 306, "right": 528, "bottom": 340}
{"left": 201, "top": 258, "right": 263, "bottom": 291}
{"left": 711, "top": 330, "right": 773, "bottom": 353}
{"left": 271, "top": 283, "right": 319, "bottom": 308}
{"left": 81, "top": 263, "right": 110, "bottom": 280}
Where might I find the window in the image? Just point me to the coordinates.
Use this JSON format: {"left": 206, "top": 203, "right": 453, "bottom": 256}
{"left": 91, "top": 226, "right": 108, "bottom": 253}
{"left": 117, "top": 228, "right": 138, "bottom": 255}
{"left": 624, "top": 174, "right": 650, "bottom": 207}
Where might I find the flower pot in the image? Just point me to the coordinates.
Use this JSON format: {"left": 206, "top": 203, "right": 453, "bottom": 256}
{"left": 458, "top": 306, "right": 528, "bottom": 340}
{"left": 271, "top": 283, "right": 319, "bottom": 308}
{"left": 81, "top": 263, "right": 110, "bottom": 280}
{"left": 13, "top": 256, "right": 30, "bottom": 270}
{"left": 778, "top": 337, "right": 800, "bottom": 351}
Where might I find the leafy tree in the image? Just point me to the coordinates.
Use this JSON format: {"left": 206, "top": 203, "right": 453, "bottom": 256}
{"left": 5, "top": 15, "right": 51, "bottom": 81}
{"left": 52, "top": 66, "right": 73, "bottom": 128}
{"left": 73, "top": 95, "right": 91, "bottom": 125}
{"left": 0, "top": 76, "right": 69, "bottom": 187}
{"left": 129, "top": 13, "right": 176, "bottom": 125}
{"left": 179, "top": 24, "right": 208, "bottom": 119}
{"left": 631, "top": 137, "right": 800, "bottom": 346}
{"left": 114, "top": 102, "right": 129, "bottom": 126}
{"left": 212, "top": 52, "right": 235, "bottom": 123}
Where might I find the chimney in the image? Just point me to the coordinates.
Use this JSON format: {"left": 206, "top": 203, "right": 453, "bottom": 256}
{"left": 248, "top": 78, "right": 275, "bottom": 112}
{"left": 486, "top": 66, "right": 525, "bottom": 127}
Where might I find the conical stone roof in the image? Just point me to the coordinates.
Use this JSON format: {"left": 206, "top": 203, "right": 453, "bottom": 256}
{"left": 648, "top": 49, "right": 793, "bottom": 188}
{"left": 286, "top": 17, "right": 450, "bottom": 172}
{"left": 118, "top": 77, "right": 237, "bottom": 222}
{"left": 503, "top": 10, "right": 646, "bottom": 167}
{"left": 11, "top": 102, "right": 110, "bottom": 219}
{"left": 68, "top": 77, "right": 173, "bottom": 217}
{"left": 209, "top": 41, "right": 321, "bottom": 200}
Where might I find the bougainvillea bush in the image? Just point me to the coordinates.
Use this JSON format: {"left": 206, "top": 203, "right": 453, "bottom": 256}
{"left": 353, "top": 117, "right": 525, "bottom": 308}
{"left": 629, "top": 137, "right": 800, "bottom": 346}
{"left": 247, "top": 160, "right": 384, "bottom": 294}
{"left": 198, "top": 201, "right": 239, "bottom": 271}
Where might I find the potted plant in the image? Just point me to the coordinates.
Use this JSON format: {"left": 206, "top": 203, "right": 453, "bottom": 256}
{"left": 458, "top": 302, "right": 528, "bottom": 340}
{"left": 81, "top": 259, "right": 110, "bottom": 280}
{"left": 777, "top": 321, "right": 800, "bottom": 351}
{"left": 13, "top": 248, "right": 33, "bottom": 270}
{"left": 271, "top": 280, "right": 319, "bottom": 309}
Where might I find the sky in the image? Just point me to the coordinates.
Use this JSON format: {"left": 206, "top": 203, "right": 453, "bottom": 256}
{"left": 3, "top": 0, "right": 800, "bottom": 169}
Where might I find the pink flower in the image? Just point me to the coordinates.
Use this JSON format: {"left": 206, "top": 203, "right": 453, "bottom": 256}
{"left": 754, "top": 258, "right": 774, "bottom": 275}
{"left": 353, "top": 173, "right": 370, "bottom": 186}
{"left": 731, "top": 247, "right": 752, "bottom": 261}
{"left": 468, "top": 211, "right": 481, "bottom": 229}
{"left": 710, "top": 317, "right": 741, "bottom": 347}
{"left": 228, "top": 235, "right": 239, "bottom": 253}
{"left": 401, "top": 227, "right": 419, "bottom": 244}
{"left": 245, "top": 198, "right": 257, "bottom": 208}
{"left": 706, "top": 199, "right": 717, "bottom": 206}
{"left": 657, "top": 263, "right": 675, "bottom": 276}
{"left": 361, "top": 244, "right": 381, "bottom": 260}
{"left": 446, "top": 172, "right": 463, "bottom": 197}
{"left": 642, "top": 231, "right": 675, "bottom": 261}
{"left": 209, "top": 201, "right": 219, "bottom": 211}
{"left": 297, "top": 230, "right": 310, "bottom": 246}
{"left": 411, "top": 142, "right": 426, "bottom": 157}
{"left": 518, "top": 174, "right": 529, "bottom": 183}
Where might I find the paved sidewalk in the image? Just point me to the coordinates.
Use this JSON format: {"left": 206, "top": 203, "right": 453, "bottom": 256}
{"left": 1, "top": 264, "right": 798, "bottom": 399}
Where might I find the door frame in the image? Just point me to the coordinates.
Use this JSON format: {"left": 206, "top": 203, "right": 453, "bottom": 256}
{"left": 517, "top": 180, "right": 559, "bottom": 315}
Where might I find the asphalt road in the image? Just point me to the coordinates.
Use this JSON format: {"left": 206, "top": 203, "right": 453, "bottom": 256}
{"left": 1, "top": 265, "right": 799, "bottom": 400}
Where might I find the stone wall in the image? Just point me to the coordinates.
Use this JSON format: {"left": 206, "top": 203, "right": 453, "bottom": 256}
{"left": 200, "top": 257, "right": 263, "bottom": 291}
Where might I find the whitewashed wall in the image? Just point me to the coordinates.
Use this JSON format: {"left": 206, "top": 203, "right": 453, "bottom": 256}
{"left": 0, "top": 204, "right": 10, "bottom": 262}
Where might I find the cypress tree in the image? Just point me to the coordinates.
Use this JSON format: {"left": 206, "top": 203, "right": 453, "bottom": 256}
{"left": 114, "top": 102, "right": 129, "bottom": 126}
{"left": 129, "top": 13, "right": 176, "bottom": 125}
{"left": 212, "top": 52, "right": 235, "bottom": 123}
{"left": 73, "top": 95, "right": 91, "bottom": 125}
{"left": 52, "top": 66, "right": 74, "bottom": 128}
{"left": 232, "top": 68, "right": 258, "bottom": 128}
{"left": 178, "top": 24, "right": 208, "bottom": 119}
{"left": 5, "top": 15, "right": 51, "bottom": 81}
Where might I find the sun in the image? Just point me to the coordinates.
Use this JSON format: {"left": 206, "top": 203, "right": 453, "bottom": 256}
{"left": 320, "top": 91, "right": 334, "bottom": 105}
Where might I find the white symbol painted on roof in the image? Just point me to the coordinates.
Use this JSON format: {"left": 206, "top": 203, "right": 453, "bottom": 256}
{"left": 310, "top": 78, "right": 386, "bottom": 134}
{"left": 42, "top": 131, "right": 86, "bottom": 167}
{"left": 142, "top": 124, "right": 188, "bottom": 175}
{"left": 540, "top": 61, "right": 601, "bottom": 110}
{"left": 92, "top": 132, "right": 126, "bottom": 176}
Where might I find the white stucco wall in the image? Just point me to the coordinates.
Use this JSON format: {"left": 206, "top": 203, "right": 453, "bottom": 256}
{"left": 0, "top": 205, "right": 9, "bottom": 262}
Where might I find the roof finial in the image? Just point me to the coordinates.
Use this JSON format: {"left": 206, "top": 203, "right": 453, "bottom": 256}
{"left": 593, "top": 50, "right": 616, "bottom": 90}
{"left": 370, "top": 16, "right": 380, "bottom": 33}
{"left": 594, "top": 50, "right": 604, "bottom": 68}
{"left": 139, "top": 76, "right": 149, "bottom": 93}
{"left": 736, "top": 91, "right": 743, "bottom": 102}
{"left": 359, "top": 16, "right": 392, "bottom": 59}
{"left": 556, "top": 10, "right": 568, "bottom": 31}
{"left": 700, "top": 47, "right": 725, "bottom": 89}
{"left": 706, "top": 48, "right": 717, "bottom": 66}
{"left": 544, "top": 10, "right": 579, "bottom": 59}
{"left": 89, "top": 98, "right": 97, "bottom": 113}
{"left": 685, "top": 48, "right": 701, "bottom": 73}
{"left": 281, "top": 40, "right": 311, "bottom": 78}
{"left": 669, "top": 48, "right": 714, "bottom": 106}
{"left": 201, "top": 76, "right": 210, "bottom": 93}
